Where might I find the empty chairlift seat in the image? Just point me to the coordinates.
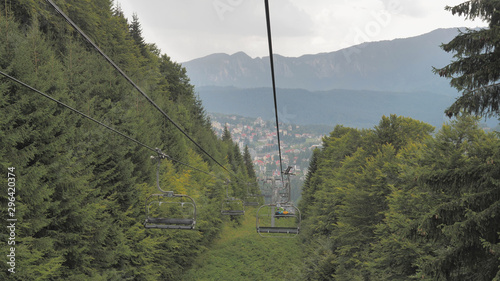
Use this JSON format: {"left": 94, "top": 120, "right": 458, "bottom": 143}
{"left": 244, "top": 182, "right": 264, "bottom": 206}
{"left": 144, "top": 192, "right": 196, "bottom": 230}
{"left": 221, "top": 197, "right": 245, "bottom": 215}
{"left": 244, "top": 193, "right": 264, "bottom": 206}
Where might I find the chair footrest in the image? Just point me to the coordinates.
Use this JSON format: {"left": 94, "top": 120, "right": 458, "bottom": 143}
{"left": 146, "top": 218, "right": 195, "bottom": 225}
{"left": 145, "top": 224, "right": 194, "bottom": 230}
{"left": 244, "top": 202, "right": 260, "bottom": 206}
{"left": 221, "top": 210, "right": 245, "bottom": 215}
{"left": 257, "top": 227, "right": 299, "bottom": 234}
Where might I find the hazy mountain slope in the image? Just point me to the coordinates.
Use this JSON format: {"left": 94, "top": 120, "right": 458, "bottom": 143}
{"left": 183, "top": 28, "right": 460, "bottom": 93}
{"left": 197, "top": 86, "right": 452, "bottom": 129}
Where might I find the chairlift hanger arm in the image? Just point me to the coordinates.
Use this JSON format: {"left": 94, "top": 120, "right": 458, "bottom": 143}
{"left": 283, "top": 166, "right": 295, "bottom": 175}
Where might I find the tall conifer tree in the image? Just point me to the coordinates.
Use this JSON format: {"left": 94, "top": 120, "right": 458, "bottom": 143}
{"left": 435, "top": 0, "right": 500, "bottom": 117}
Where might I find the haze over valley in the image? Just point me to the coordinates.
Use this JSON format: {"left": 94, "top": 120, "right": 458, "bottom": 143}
{"left": 183, "top": 28, "right": 474, "bottom": 129}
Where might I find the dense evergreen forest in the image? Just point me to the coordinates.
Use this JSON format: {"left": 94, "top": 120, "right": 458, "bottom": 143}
{"left": 297, "top": 2, "right": 500, "bottom": 279}
{"left": 297, "top": 115, "right": 500, "bottom": 280}
{"left": 0, "top": 0, "right": 258, "bottom": 279}
{"left": 2, "top": 0, "right": 500, "bottom": 280}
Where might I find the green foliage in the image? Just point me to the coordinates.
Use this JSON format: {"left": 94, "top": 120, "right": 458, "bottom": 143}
{"left": 243, "top": 145, "right": 256, "bottom": 181}
{"left": 298, "top": 114, "right": 500, "bottom": 280}
{"left": 181, "top": 208, "right": 303, "bottom": 281}
{"left": 412, "top": 114, "right": 500, "bottom": 280}
{"left": 5, "top": 1, "right": 500, "bottom": 280}
{"left": 0, "top": 1, "right": 256, "bottom": 279}
{"left": 435, "top": 0, "right": 500, "bottom": 117}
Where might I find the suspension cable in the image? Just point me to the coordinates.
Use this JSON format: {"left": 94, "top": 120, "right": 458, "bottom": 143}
{"left": 156, "top": 148, "right": 218, "bottom": 178}
{"left": 45, "top": 0, "right": 233, "bottom": 177}
{"left": 264, "top": 0, "right": 284, "bottom": 184}
{"left": 0, "top": 70, "right": 218, "bottom": 179}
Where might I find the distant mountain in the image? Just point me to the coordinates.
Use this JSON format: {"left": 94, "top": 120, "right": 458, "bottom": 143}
{"left": 183, "top": 28, "right": 461, "bottom": 94}
{"left": 197, "top": 86, "right": 453, "bottom": 129}
{"left": 182, "top": 28, "right": 491, "bottom": 129}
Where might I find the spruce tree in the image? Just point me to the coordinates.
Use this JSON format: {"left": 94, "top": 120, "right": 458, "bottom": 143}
{"left": 434, "top": 0, "right": 500, "bottom": 117}
{"left": 243, "top": 145, "right": 256, "bottom": 180}
{"left": 0, "top": 0, "right": 280, "bottom": 279}
{"left": 412, "top": 114, "right": 500, "bottom": 280}
{"left": 298, "top": 148, "right": 321, "bottom": 220}
{"left": 129, "top": 13, "right": 147, "bottom": 57}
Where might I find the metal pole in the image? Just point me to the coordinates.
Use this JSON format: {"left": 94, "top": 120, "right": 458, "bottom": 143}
{"left": 271, "top": 205, "right": 276, "bottom": 227}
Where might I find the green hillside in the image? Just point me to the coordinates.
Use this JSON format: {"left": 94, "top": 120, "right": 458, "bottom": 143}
{"left": 298, "top": 115, "right": 500, "bottom": 280}
{"left": 3, "top": 1, "right": 500, "bottom": 280}
{"left": 0, "top": 1, "right": 257, "bottom": 280}
{"left": 181, "top": 207, "right": 303, "bottom": 281}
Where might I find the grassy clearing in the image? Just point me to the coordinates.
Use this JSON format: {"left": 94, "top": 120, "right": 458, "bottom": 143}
{"left": 181, "top": 207, "right": 304, "bottom": 280}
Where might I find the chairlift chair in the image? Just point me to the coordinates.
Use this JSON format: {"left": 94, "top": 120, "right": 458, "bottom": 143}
{"left": 144, "top": 149, "right": 197, "bottom": 230}
{"left": 144, "top": 192, "right": 196, "bottom": 229}
{"left": 256, "top": 203, "right": 301, "bottom": 237}
{"left": 261, "top": 178, "right": 274, "bottom": 192}
{"left": 244, "top": 182, "right": 264, "bottom": 206}
{"left": 263, "top": 193, "right": 273, "bottom": 205}
{"left": 221, "top": 197, "right": 245, "bottom": 215}
{"left": 244, "top": 194, "right": 263, "bottom": 206}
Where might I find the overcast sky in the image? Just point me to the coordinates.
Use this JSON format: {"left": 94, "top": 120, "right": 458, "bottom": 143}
{"left": 116, "top": 0, "right": 486, "bottom": 63}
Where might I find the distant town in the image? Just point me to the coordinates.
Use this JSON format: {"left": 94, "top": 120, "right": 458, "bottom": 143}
{"left": 209, "top": 113, "right": 331, "bottom": 182}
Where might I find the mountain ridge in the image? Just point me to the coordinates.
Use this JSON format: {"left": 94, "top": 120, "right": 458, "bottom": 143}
{"left": 182, "top": 28, "right": 462, "bottom": 93}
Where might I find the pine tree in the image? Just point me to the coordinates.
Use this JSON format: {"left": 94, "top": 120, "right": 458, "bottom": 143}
{"left": 243, "top": 145, "right": 256, "bottom": 180}
{"left": 434, "top": 0, "right": 500, "bottom": 117}
{"left": 298, "top": 148, "right": 321, "bottom": 220}
{"left": 0, "top": 17, "right": 78, "bottom": 280}
{"left": 372, "top": 114, "right": 434, "bottom": 152}
{"left": 411, "top": 114, "right": 500, "bottom": 280}
{"left": 222, "top": 125, "right": 232, "bottom": 142}
{"left": 0, "top": 0, "right": 273, "bottom": 279}
{"left": 332, "top": 144, "right": 398, "bottom": 280}
{"left": 298, "top": 116, "right": 436, "bottom": 280}
{"left": 129, "top": 13, "right": 147, "bottom": 57}
{"left": 365, "top": 140, "right": 432, "bottom": 280}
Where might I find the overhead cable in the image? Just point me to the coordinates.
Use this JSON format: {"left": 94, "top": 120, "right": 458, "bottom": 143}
{"left": 45, "top": 0, "right": 233, "bottom": 177}
{"left": 264, "top": 0, "right": 285, "bottom": 183}
{"left": 0, "top": 70, "right": 218, "bottom": 179}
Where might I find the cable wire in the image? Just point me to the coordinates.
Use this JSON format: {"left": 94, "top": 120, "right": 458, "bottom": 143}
{"left": 264, "top": 0, "right": 285, "bottom": 184}
{"left": 0, "top": 70, "right": 218, "bottom": 179}
{"left": 157, "top": 149, "right": 218, "bottom": 178}
{"left": 0, "top": 70, "right": 157, "bottom": 153}
{"left": 45, "top": 0, "right": 233, "bottom": 177}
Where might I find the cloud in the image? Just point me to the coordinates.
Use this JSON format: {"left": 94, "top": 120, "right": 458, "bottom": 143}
{"left": 381, "top": 0, "right": 424, "bottom": 17}
{"left": 117, "top": 0, "right": 486, "bottom": 62}
{"left": 267, "top": 0, "right": 314, "bottom": 37}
